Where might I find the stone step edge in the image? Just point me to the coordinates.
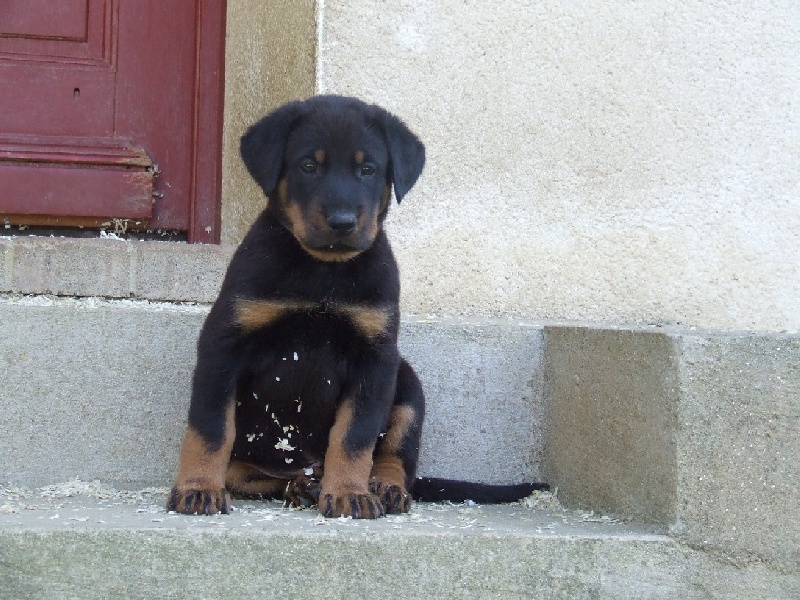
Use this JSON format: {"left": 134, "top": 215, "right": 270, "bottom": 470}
{"left": 2, "top": 489, "right": 796, "bottom": 599}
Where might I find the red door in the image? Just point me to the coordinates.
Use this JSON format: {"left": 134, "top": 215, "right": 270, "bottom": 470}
{"left": 0, "top": 0, "right": 226, "bottom": 242}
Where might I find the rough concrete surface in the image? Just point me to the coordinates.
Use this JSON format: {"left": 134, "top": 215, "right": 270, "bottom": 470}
{"left": 674, "top": 334, "right": 800, "bottom": 571}
{"left": 1, "top": 483, "right": 797, "bottom": 600}
{"left": 0, "top": 237, "right": 233, "bottom": 303}
{"left": 544, "top": 326, "right": 800, "bottom": 572}
{"left": 0, "top": 296, "right": 544, "bottom": 487}
{"left": 401, "top": 317, "right": 544, "bottom": 483}
{"left": 0, "top": 297, "right": 203, "bottom": 487}
{"left": 543, "top": 327, "right": 680, "bottom": 525}
{"left": 8, "top": 236, "right": 133, "bottom": 299}
{"left": 0, "top": 239, "right": 9, "bottom": 290}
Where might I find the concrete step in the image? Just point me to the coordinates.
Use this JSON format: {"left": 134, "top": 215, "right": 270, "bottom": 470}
{"left": 0, "top": 294, "right": 544, "bottom": 487}
{"left": 2, "top": 482, "right": 797, "bottom": 599}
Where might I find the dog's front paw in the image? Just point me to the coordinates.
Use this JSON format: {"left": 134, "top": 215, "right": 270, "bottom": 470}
{"left": 369, "top": 480, "right": 412, "bottom": 514}
{"left": 319, "top": 490, "right": 385, "bottom": 519}
{"left": 167, "top": 487, "right": 230, "bottom": 515}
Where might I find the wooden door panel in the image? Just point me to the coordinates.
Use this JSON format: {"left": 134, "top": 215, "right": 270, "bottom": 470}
{"left": 0, "top": 135, "right": 153, "bottom": 226}
{"left": 0, "top": 0, "right": 227, "bottom": 241}
{"left": 0, "top": 164, "right": 152, "bottom": 219}
{"left": 3, "top": 0, "right": 89, "bottom": 40}
{"left": 0, "top": 0, "right": 111, "bottom": 62}
{"left": 0, "top": 67, "right": 115, "bottom": 136}
{"left": 0, "top": 0, "right": 115, "bottom": 136}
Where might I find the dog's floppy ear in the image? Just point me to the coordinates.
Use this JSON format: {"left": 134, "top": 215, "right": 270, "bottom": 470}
{"left": 240, "top": 101, "right": 305, "bottom": 197}
{"left": 374, "top": 109, "right": 425, "bottom": 203}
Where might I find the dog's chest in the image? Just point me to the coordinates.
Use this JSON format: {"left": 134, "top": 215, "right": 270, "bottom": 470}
{"left": 230, "top": 312, "right": 364, "bottom": 469}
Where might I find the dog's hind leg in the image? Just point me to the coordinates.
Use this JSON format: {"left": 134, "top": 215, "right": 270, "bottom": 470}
{"left": 369, "top": 359, "right": 425, "bottom": 514}
{"left": 225, "top": 460, "right": 289, "bottom": 500}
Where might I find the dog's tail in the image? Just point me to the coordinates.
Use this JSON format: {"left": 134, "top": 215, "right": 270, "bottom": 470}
{"left": 412, "top": 477, "right": 547, "bottom": 504}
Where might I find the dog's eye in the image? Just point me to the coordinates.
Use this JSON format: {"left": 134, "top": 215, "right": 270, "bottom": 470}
{"left": 300, "top": 160, "right": 318, "bottom": 174}
{"left": 359, "top": 164, "right": 376, "bottom": 177}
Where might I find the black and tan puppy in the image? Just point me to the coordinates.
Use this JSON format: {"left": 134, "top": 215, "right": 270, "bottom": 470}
{"left": 167, "top": 95, "right": 538, "bottom": 518}
{"left": 167, "top": 96, "right": 426, "bottom": 518}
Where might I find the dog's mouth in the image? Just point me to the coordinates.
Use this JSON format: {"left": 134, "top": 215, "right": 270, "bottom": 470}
{"left": 321, "top": 241, "right": 359, "bottom": 253}
{"left": 299, "top": 239, "right": 365, "bottom": 262}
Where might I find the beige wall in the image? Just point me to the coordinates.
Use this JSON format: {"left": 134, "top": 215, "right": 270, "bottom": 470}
{"left": 221, "top": 0, "right": 316, "bottom": 244}
{"left": 224, "top": 1, "right": 800, "bottom": 332}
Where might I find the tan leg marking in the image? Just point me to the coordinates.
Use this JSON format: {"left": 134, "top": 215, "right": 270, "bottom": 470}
{"left": 378, "top": 404, "right": 417, "bottom": 456}
{"left": 225, "top": 461, "right": 288, "bottom": 499}
{"left": 319, "top": 399, "right": 383, "bottom": 518}
{"left": 168, "top": 401, "right": 236, "bottom": 515}
{"left": 370, "top": 404, "right": 418, "bottom": 514}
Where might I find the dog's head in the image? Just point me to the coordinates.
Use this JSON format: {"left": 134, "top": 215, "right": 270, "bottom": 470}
{"left": 240, "top": 95, "right": 425, "bottom": 262}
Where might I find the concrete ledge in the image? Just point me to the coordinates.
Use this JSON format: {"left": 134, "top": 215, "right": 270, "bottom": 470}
{"left": 0, "top": 296, "right": 544, "bottom": 487}
{"left": 2, "top": 487, "right": 796, "bottom": 599}
{"left": 544, "top": 326, "right": 800, "bottom": 572}
{"left": 0, "top": 237, "right": 234, "bottom": 303}
{"left": 544, "top": 328, "right": 679, "bottom": 525}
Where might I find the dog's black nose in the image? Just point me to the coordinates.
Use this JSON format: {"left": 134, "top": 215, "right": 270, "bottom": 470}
{"left": 326, "top": 211, "right": 357, "bottom": 235}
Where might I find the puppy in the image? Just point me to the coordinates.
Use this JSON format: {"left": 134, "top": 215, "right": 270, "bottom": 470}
{"left": 167, "top": 95, "right": 426, "bottom": 518}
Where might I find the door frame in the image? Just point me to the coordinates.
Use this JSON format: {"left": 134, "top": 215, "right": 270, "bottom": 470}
{"left": 188, "top": 0, "right": 227, "bottom": 244}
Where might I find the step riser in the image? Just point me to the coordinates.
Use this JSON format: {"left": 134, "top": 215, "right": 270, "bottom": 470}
{"left": 0, "top": 300, "right": 544, "bottom": 487}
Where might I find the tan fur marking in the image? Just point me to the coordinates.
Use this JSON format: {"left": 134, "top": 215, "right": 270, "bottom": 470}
{"left": 236, "top": 299, "right": 392, "bottom": 336}
{"left": 292, "top": 200, "right": 363, "bottom": 261}
{"left": 321, "top": 400, "right": 374, "bottom": 497}
{"left": 285, "top": 201, "right": 309, "bottom": 242}
{"left": 277, "top": 178, "right": 289, "bottom": 204}
{"left": 380, "top": 405, "right": 417, "bottom": 454}
{"left": 370, "top": 455, "right": 407, "bottom": 489}
{"left": 370, "top": 405, "right": 417, "bottom": 491}
{"left": 354, "top": 150, "right": 365, "bottom": 165}
{"left": 173, "top": 401, "right": 236, "bottom": 491}
{"left": 314, "top": 149, "right": 326, "bottom": 164}
{"left": 334, "top": 304, "right": 392, "bottom": 340}
{"left": 226, "top": 461, "right": 288, "bottom": 499}
{"left": 235, "top": 298, "right": 314, "bottom": 332}
{"left": 299, "top": 245, "right": 362, "bottom": 262}
{"left": 379, "top": 185, "right": 391, "bottom": 214}
{"left": 365, "top": 211, "right": 380, "bottom": 244}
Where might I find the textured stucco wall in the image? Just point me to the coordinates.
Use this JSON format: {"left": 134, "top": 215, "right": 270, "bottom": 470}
{"left": 313, "top": 1, "right": 800, "bottom": 331}
{"left": 220, "top": 0, "right": 316, "bottom": 244}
